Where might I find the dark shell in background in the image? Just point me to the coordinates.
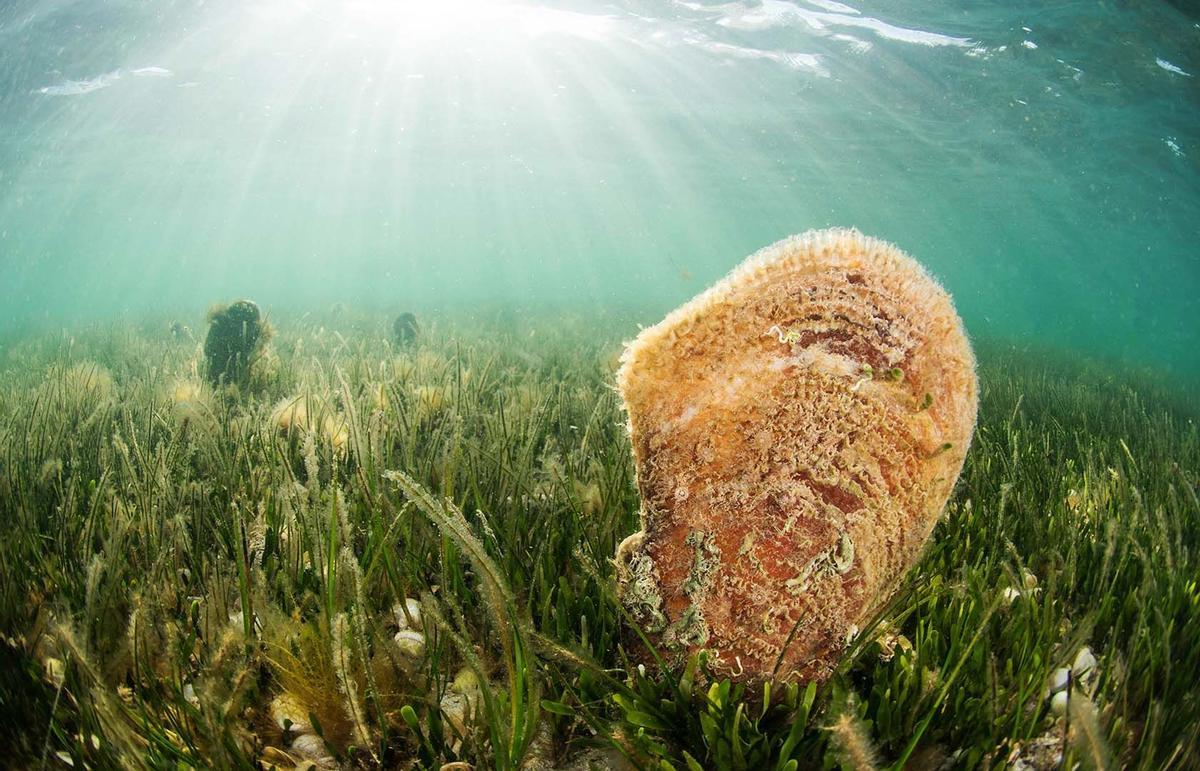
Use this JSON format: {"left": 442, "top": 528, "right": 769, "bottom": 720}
{"left": 393, "top": 312, "right": 420, "bottom": 347}
{"left": 204, "top": 299, "right": 265, "bottom": 388}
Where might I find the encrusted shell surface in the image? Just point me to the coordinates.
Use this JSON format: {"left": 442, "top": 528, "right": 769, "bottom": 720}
{"left": 615, "top": 228, "right": 977, "bottom": 684}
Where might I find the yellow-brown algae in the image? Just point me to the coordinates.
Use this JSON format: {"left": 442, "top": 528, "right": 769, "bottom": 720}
{"left": 615, "top": 228, "right": 977, "bottom": 684}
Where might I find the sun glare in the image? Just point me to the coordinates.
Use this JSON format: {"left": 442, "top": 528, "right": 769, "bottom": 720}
{"left": 341, "top": 0, "right": 614, "bottom": 43}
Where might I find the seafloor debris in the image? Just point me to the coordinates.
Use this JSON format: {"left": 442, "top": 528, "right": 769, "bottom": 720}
{"left": 438, "top": 666, "right": 485, "bottom": 755}
{"left": 203, "top": 299, "right": 271, "bottom": 389}
{"left": 1007, "top": 732, "right": 1064, "bottom": 771}
{"left": 615, "top": 228, "right": 978, "bottom": 683}
{"left": 1047, "top": 644, "right": 1100, "bottom": 715}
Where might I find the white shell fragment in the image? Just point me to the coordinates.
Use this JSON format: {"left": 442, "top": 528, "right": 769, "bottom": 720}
{"left": 393, "top": 597, "right": 423, "bottom": 629}
{"left": 394, "top": 628, "right": 426, "bottom": 658}
{"left": 1072, "top": 646, "right": 1096, "bottom": 677}
{"left": 1050, "top": 667, "right": 1070, "bottom": 694}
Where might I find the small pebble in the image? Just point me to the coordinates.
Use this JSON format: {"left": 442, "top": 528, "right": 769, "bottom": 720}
{"left": 1072, "top": 646, "right": 1096, "bottom": 676}
{"left": 290, "top": 732, "right": 331, "bottom": 762}
{"left": 1050, "top": 667, "right": 1070, "bottom": 693}
{"left": 394, "top": 628, "right": 426, "bottom": 657}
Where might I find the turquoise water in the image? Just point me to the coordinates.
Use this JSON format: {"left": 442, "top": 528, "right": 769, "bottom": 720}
{"left": 1, "top": 0, "right": 1197, "bottom": 375}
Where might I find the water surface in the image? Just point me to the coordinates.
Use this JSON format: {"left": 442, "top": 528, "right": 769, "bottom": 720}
{"left": 0, "top": 0, "right": 1196, "bottom": 375}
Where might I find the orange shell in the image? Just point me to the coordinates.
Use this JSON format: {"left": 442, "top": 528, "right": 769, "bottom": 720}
{"left": 615, "top": 228, "right": 977, "bottom": 684}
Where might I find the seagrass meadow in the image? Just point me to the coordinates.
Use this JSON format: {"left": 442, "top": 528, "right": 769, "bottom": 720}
{"left": 0, "top": 312, "right": 1196, "bottom": 770}
{"left": 2, "top": 0, "right": 1199, "bottom": 767}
